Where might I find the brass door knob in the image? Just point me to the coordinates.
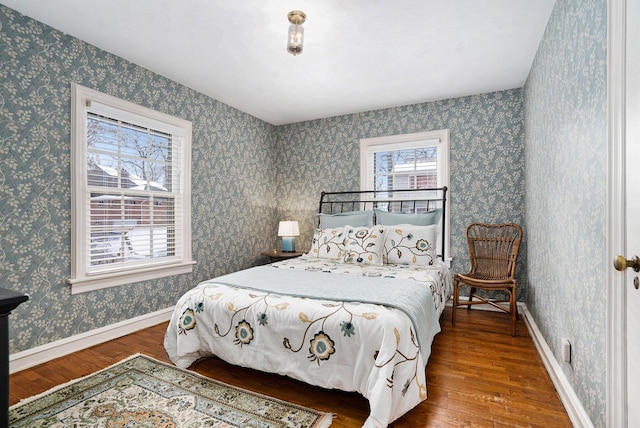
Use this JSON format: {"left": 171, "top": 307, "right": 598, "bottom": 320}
{"left": 614, "top": 255, "right": 640, "bottom": 272}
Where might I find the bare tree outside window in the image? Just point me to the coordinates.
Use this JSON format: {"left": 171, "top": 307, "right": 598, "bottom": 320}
{"left": 87, "top": 115, "right": 171, "bottom": 191}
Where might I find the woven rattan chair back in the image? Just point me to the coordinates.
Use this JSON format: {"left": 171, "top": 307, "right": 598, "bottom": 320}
{"left": 452, "top": 222, "right": 523, "bottom": 336}
{"left": 466, "top": 223, "right": 522, "bottom": 282}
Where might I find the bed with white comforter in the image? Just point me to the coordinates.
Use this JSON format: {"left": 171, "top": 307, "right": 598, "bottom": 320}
{"left": 164, "top": 255, "right": 452, "bottom": 427}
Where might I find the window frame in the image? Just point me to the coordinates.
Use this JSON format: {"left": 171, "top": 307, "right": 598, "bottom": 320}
{"left": 68, "top": 83, "right": 195, "bottom": 294}
{"left": 359, "top": 129, "right": 451, "bottom": 264}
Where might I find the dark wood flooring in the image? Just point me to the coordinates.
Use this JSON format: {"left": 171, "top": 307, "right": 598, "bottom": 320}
{"left": 10, "top": 307, "right": 572, "bottom": 427}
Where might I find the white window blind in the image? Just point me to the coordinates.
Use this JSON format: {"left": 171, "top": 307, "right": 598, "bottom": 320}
{"left": 68, "top": 84, "right": 194, "bottom": 293}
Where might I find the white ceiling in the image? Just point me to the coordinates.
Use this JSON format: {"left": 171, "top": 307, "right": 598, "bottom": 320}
{"left": 1, "top": 0, "right": 555, "bottom": 125}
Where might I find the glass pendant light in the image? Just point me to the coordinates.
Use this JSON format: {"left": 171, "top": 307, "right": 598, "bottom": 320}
{"left": 287, "top": 10, "right": 306, "bottom": 56}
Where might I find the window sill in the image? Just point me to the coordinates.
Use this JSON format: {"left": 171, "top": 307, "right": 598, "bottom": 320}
{"left": 67, "top": 261, "right": 196, "bottom": 294}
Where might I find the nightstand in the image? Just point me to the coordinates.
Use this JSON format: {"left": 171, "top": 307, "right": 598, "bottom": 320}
{"left": 261, "top": 250, "right": 304, "bottom": 263}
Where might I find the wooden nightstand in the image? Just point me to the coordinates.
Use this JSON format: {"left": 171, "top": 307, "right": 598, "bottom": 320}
{"left": 261, "top": 250, "right": 304, "bottom": 263}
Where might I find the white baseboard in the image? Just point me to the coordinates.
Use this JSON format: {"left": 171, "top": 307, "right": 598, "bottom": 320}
{"left": 520, "top": 304, "right": 594, "bottom": 428}
{"left": 9, "top": 306, "right": 174, "bottom": 374}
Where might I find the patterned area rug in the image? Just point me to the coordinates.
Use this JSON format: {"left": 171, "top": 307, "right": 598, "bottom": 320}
{"left": 10, "top": 354, "right": 333, "bottom": 427}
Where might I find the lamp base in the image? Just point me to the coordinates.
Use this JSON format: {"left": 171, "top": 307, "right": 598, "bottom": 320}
{"left": 281, "top": 237, "right": 296, "bottom": 252}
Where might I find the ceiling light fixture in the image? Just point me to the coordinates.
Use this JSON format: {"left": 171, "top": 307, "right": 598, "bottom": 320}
{"left": 287, "top": 10, "right": 306, "bottom": 56}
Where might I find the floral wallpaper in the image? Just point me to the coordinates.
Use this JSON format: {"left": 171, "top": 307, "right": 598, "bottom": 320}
{"left": 524, "top": 0, "right": 607, "bottom": 426}
{"left": 0, "top": 5, "right": 278, "bottom": 353}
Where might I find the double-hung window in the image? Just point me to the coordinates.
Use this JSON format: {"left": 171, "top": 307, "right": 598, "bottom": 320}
{"left": 360, "top": 129, "right": 451, "bottom": 263}
{"left": 68, "top": 84, "right": 194, "bottom": 294}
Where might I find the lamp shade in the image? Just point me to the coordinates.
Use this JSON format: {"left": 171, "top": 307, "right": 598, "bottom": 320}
{"left": 278, "top": 221, "right": 300, "bottom": 237}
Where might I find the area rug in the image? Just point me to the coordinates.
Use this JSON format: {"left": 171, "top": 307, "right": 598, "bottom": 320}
{"left": 9, "top": 354, "right": 333, "bottom": 427}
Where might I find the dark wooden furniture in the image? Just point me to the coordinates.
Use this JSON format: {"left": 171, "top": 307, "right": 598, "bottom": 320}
{"left": 452, "top": 223, "right": 523, "bottom": 336}
{"left": 261, "top": 250, "right": 304, "bottom": 263}
{"left": 1, "top": 287, "right": 29, "bottom": 427}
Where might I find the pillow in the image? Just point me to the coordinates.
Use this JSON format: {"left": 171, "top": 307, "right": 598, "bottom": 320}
{"left": 383, "top": 224, "right": 438, "bottom": 266}
{"left": 342, "top": 226, "right": 385, "bottom": 266}
{"left": 318, "top": 210, "right": 374, "bottom": 228}
{"left": 374, "top": 208, "right": 443, "bottom": 226}
{"left": 308, "top": 227, "right": 347, "bottom": 259}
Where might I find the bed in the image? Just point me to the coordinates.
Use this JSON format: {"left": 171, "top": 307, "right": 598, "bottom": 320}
{"left": 164, "top": 187, "right": 451, "bottom": 427}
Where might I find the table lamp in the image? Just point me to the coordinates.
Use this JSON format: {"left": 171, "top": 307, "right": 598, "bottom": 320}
{"left": 278, "top": 221, "right": 300, "bottom": 252}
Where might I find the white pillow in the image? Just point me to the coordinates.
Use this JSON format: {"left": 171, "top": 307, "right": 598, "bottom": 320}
{"left": 342, "top": 226, "right": 385, "bottom": 266}
{"left": 308, "top": 227, "right": 347, "bottom": 259}
{"left": 383, "top": 224, "right": 438, "bottom": 266}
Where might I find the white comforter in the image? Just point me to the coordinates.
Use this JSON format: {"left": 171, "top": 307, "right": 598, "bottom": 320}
{"left": 164, "top": 256, "right": 452, "bottom": 427}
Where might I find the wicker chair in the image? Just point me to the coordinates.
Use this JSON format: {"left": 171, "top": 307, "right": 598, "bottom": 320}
{"left": 452, "top": 223, "right": 523, "bottom": 336}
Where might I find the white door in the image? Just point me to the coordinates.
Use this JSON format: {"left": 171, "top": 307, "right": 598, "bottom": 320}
{"left": 626, "top": 0, "right": 640, "bottom": 425}
{"left": 610, "top": 1, "right": 640, "bottom": 426}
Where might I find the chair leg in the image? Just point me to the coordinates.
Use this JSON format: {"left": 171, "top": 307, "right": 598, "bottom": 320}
{"left": 452, "top": 277, "right": 459, "bottom": 326}
{"left": 510, "top": 289, "right": 517, "bottom": 337}
{"left": 467, "top": 287, "right": 475, "bottom": 310}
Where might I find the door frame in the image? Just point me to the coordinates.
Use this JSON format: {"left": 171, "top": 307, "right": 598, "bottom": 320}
{"left": 607, "top": 0, "right": 627, "bottom": 426}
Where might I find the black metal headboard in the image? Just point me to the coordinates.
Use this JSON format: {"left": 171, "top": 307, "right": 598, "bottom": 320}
{"left": 318, "top": 186, "right": 448, "bottom": 258}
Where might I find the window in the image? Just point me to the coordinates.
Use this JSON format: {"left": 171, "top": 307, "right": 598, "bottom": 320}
{"left": 360, "top": 130, "right": 451, "bottom": 262}
{"left": 68, "top": 84, "right": 194, "bottom": 294}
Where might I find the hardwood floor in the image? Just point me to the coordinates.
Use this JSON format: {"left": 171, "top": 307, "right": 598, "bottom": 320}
{"left": 10, "top": 307, "right": 572, "bottom": 427}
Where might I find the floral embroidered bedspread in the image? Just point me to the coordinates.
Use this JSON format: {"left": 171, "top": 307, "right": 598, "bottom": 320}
{"left": 164, "top": 258, "right": 452, "bottom": 427}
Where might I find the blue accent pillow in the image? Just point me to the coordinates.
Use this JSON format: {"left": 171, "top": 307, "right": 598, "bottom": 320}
{"left": 374, "top": 208, "right": 442, "bottom": 226}
{"left": 318, "top": 211, "right": 374, "bottom": 228}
